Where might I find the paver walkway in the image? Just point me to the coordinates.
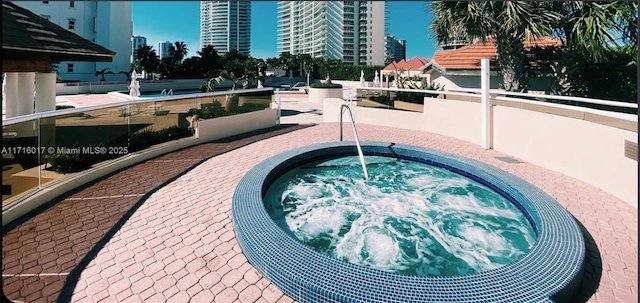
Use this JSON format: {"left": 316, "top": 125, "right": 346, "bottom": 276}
{"left": 2, "top": 121, "right": 637, "bottom": 301}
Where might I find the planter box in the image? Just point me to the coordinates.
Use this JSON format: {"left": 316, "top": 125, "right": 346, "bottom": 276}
{"left": 394, "top": 100, "right": 424, "bottom": 112}
{"left": 308, "top": 87, "right": 343, "bottom": 103}
{"left": 197, "top": 108, "right": 278, "bottom": 142}
{"left": 9, "top": 164, "right": 65, "bottom": 201}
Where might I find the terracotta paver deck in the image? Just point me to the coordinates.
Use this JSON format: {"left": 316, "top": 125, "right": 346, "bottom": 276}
{"left": 2, "top": 118, "right": 638, "bottom": 302}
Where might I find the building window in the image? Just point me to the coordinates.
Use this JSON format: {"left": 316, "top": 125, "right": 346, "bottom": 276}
{"left": 67, "top": 64, "right": 74, "bottom": 73}
{"left": 42, "top": 1, "right": 49, "bottom": 4}
{"left": 69, "top": 1, "right": 74, "bottom": 7}
{"left": 68, "top": 19, "right": 75, "bottom": 30}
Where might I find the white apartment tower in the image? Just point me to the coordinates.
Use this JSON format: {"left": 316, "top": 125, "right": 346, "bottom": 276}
{"left": 158, "top": 41, "right": 173, "bottom": 60}
{"left": 385, "top": 34, "right": 406, "bottom": 62}
{"left": 131, "top": 35, "right": 147, "bottom": 63}
{"left": 200, "top": 1, "right": 251, "bottom": 56}
{"left": 14, "top": 1, "right": 133, "bottom": 82}
{"left": 277, "top": 1, "right": 385, "bottom": 65}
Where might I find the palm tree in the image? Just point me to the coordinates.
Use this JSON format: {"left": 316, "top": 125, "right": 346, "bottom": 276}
{"left": 277, "top": 52, "right": 297, "bottom": 77}
{"left": 316, "top": 57, "right": 343, "bottom": 81}
{"left": 95, "top": 68, "right": 115, "bottom": 82}
{"left": 298, "top": 54, "right": 315, "bottom": 85}
{"left": 158, "top": 57, "right": 176, "bottom": 79}
{"left": 551, "top": 1, "right": 637, "bottom": 63}
{"left": 170, "top": 41, "right": 189, "bottom": 63}
{"left": 135, "top": 45, "right": 160, "bottom": 77}
{"left": 198, "top": 45, "right": 221, "bottom": 75}
{"left": 429, "top": 1, "right": 559, "bottom": 92}
{"left": 384, "top": 53, "right": 394, "bottom": 65}
{"left": 548, "top": 1, "right": 638, "bottom": 96}
{"left": 265, "top": 57, "right": 279, "bottom": 70}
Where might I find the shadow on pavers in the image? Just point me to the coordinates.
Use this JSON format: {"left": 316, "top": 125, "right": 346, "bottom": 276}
{"left": 573, "top": 217, "right": 603, "bottom": 303}
{"left": 2, "top": 124, "right": 314, "bottom": 303}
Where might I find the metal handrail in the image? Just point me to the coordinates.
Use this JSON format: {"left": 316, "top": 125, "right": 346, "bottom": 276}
{"left": 340, "top": 102, "right": 369, "bottom": 180}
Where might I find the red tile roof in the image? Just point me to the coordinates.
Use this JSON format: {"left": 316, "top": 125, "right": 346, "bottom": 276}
{"left": 430, "top": 36, "right": 562, "bottom": 71}
{"left": 383, "top": 57, "right": 430, "bottom": 71}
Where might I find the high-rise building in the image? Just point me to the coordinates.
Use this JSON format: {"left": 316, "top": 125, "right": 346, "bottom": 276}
{"left": 200, "top": 1, "right": 251, "bottom": 56}
{"left": 14, "top": 1, "right": 133, "bottom": 82}
{"left": 131, "top": 35, "right": 147, "bottom": 63}
{"left": 385, "top": 34, "right": 406, "bottom": 62}
{"left": 158, "top": 41, "right": 173, "bottom": 60}
{"left": 277, "top": 1, "right": 385, "bottom": 66}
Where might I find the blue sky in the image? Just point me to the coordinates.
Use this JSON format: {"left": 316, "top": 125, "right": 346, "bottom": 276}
{"left": 132, "top": 1, "right": 438, "bottom": 61}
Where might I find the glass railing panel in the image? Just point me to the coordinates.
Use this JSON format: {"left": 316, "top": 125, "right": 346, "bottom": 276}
{"left": 3, "top": 88, "right": 274, "bottom": 204}
{"left": 38, "top": 107, "right": 131, "bottom": 183}
{"left": 2, "top": 120, "right": 39, "bottom": 204}
{"left": 127, "top": 100, "right": 194, "bottom": 153}
{"left": 196, "top": 90, "right": 273, "bottom": 119}
{"left": 356, "top": 88, "right": 442, "bottom": 113}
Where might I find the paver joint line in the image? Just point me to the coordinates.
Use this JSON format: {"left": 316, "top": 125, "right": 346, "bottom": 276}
{"left": 1, "top": 121, "right": 635, "bottom": 303}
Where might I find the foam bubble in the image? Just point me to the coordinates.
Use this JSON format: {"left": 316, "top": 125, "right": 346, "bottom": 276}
{"left": 263, "top": 156, "right": 537, "bottom": 277}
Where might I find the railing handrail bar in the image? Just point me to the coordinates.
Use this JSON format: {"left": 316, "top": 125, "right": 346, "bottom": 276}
{"left": 361, "top": 86, "right": 637, "bottom": 114}
{"left": 340, "top": 103, "right": 369, "bottom": 180}
{"left": 494, "top": 96, "right": 638, "bottom": 123}
{"left": 448, "top": 87, "right": 638, "bottom": 109}
{"left": 2, "top": 88, "right": 274, "bottom": 126}
{"left": 360, "top": 87, "right": 479, "bottom": 98}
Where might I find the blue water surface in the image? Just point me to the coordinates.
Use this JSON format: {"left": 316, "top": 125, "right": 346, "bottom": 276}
{"left": 264, "top": 156, "right": 537, "bottom": 277}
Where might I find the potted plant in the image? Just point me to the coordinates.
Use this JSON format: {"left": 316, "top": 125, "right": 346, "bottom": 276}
{"left": 308, "top": 82, "right": 343, "bottom": 103}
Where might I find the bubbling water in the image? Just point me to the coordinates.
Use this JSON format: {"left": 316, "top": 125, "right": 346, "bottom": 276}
{"left": 264, "top": 156, "right": 536, "bottom": 277}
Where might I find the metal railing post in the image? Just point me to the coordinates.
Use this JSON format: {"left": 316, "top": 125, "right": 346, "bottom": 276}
{"left": 276, "top": 92, "right": 281, "bottom": 125}
{"left": 481, "top": 58, "right": 492, "bottom": 150}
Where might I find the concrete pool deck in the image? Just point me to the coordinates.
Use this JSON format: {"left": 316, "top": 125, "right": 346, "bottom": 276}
{"left": 2, "top": 97, "right": 637, "bottom": 302}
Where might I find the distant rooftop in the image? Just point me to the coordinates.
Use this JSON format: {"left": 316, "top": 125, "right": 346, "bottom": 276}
{"left": 383, "top": 57, "right": 430, "bottom": 71}
{"left": 430, "top": 36, "right": 562, "bottom": 71}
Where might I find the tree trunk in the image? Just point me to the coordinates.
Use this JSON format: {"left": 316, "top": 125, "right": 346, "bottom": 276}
{"left": 496, "top": 34, "right": 527, "bottom": 92}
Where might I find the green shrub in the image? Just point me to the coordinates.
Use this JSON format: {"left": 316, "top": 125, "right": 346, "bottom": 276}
{"left": 46, "top": 153, "right": 93, "bottom": 174}
{"left": 310, "top": 83, "right": 343, "bottom": 88}
{"left": 368, "top": 95, "right": 393, "bottom": 106}
{"left": 46, "top": 144, "right": 112, "bottom": 174}
{"left": 129, "top": 125, "right": 191, "bottom": 152}
{"left": 56, "top": 105, "right": 75, "bottom": 110}
{"left": 395, "top": 92, "right": 427, "bottom": 104}
{"left": 188, "top": 101, "right": 230, "bottom": 119}
{"left": 187, "top": 99, "right": 269, "bottom": 119}
{"left": 234, "top": 103, "right": 270, "bottom": 114}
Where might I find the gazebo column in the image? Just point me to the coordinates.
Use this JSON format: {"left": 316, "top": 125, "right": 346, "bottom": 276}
{"left": 35, "top": 72, "right": 57, "bottom": 152}
{"left": 35, "top": 72, "right": 56, "bottom": 113}
{"left": 3, "top": 72, "right": 19, "bottom": 118}
{"left": 16, "top": 72, "right": 36, "bottom": 116}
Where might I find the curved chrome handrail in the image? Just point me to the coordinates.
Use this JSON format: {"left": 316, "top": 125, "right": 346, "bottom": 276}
{"left": 340, "top": 102, "right": 369, "bottom": 180}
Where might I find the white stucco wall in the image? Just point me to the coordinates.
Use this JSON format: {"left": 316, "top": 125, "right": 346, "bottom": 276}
{"left": 424, "top": 98, "right": 482, "bottom": 145}
{"left": 493, "top": 106, "right": 637, "bottom": 207}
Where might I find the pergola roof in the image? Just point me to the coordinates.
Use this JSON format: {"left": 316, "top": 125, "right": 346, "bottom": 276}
{"left": 2, "top": 1, "right": 115, "bottom": 72}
